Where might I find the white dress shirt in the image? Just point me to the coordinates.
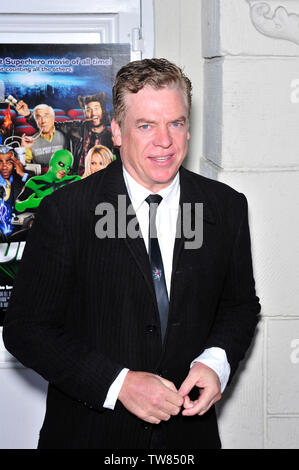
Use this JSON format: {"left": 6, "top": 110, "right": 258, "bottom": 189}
{"left": 103, "top": 167, "right": 230, "bottom": 409}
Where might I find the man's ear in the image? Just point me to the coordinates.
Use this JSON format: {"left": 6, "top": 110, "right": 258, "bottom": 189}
{"left": 111, "top": 119, "right": 122, "bottom": 147}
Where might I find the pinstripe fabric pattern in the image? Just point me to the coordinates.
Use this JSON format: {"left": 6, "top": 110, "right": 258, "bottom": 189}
{"left": 3, "top": 158, "right": 260, "bottom": 448}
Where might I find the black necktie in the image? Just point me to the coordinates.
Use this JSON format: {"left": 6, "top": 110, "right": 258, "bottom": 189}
{"left": 145, "top": 194, "right": 169, "bottom": 343}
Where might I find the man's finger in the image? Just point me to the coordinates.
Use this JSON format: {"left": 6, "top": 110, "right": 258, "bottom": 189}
{"left": 118, "top": 371, "right": 183, "bottom": 423}
{"left": 182, "top": 388, "right": 221, "bottom": 416}
{"left": 183, "top": 395, "right": 194, "bottom": 409}
{"left": 147, "top": 415, "right": 161, "bottom": 425}
{"left": 154, "top": 410, "right": 171, "bottom": 422}
{"left": 178, "top": 372, "right": 197, "bottom": 398}
{"left": 158, "top": 376, "right": 184, "bottom": 409}
{"left": 158, "top": 376, "right": 178, "bottom": 392}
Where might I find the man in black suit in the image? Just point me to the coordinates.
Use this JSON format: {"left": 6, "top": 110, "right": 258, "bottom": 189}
{"left": 0, "top": 145, "right": 31, "bottom": 204}
{"left": 3, "top": 58, "right": 260, "bottom": 449}
{"left": 0, "top": 145, "right": 33, "bottom": 240}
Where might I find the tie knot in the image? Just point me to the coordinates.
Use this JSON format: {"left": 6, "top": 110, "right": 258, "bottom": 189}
{"left": 145, "top": 194, "right": 163, "bottom": 206}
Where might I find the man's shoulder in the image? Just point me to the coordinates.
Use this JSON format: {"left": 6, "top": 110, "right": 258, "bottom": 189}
{"left": 11, "top": 173, "right": 25, "bottom": 191}
{"left": 43, "top": 167, "right": 106, "bottom": 211}
{"left": 181, "top": 166, "right": 244, "bottom": 201}
{"left": 180, "top": 166, "right": 248, "bottom": 226}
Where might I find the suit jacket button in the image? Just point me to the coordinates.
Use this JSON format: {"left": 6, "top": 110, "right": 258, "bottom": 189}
{"left": 146, "top": 325, "right": 156, "bottom": 333}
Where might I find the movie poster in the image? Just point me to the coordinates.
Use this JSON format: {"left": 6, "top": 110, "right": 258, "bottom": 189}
{"left": 0, "top": 43, "right": 130, "bottom": 324}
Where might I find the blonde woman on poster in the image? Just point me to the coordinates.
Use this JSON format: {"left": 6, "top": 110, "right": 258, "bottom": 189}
{"left": 82, "top": 144, "right": 114, "bottom": 178}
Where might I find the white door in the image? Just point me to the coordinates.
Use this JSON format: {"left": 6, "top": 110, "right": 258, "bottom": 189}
{"left": 0, "top": 0, "right": 154, "bottom": 450}
{"left": 0, "top": 0, "right": 154, "bottom": 59}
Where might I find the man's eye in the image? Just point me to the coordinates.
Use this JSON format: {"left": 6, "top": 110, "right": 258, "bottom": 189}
{"left": 171, "top": 121, "right": 182, "bottom": 128}
{"left": 139, "top": 124, "right": 150, "bottom": 130}
{"left": 58, "top": 162, "right": 64, "bottom": 167}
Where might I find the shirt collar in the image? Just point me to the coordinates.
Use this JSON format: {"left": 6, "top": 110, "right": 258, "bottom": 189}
{"left": 41, "top": 128, "right": 55, "bottom": 141}
{"left": 123, "top": 165, "right": 180, "bottom": 212}
{"left": 0, "top": 174, "right": 13, "bottom": 185}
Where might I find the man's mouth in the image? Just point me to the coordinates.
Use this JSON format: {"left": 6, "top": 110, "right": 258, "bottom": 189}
{"left": 150, "top": 155, "right": 174, "bottom": 163}
{"left": 57, "top": 170, "right": 66, "bottom": 179}
{"left": 87, "top": 117, "right": 101, "bottom": 127}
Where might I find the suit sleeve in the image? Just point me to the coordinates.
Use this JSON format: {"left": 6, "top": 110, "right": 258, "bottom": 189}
{"left": 204, "top": 193, "right": 261, "bottom": 382}
{"left": 53, "top": 119, "right": 84, "bottom": 134}
{"left": 2, "top": 194, "right": 124, "bottom": 410}
{"left": 26, "top": 113, "right": 37, "bottom": 130}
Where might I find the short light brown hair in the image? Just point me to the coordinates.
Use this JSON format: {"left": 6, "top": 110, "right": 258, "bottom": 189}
{"left": 112, "top": 58, "right": 192, "bottom": 126}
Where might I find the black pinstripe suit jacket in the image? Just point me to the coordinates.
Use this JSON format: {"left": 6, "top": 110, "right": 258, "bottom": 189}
{"left": 3, "top": 158, "right": 260, "bottom": 449}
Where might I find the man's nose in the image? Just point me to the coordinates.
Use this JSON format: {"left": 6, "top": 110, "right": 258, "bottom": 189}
{"left": 153, "top": 125, "right": 172, "bottom": 147}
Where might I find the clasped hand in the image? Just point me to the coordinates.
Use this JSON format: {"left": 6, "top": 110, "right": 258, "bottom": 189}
{"left": 118, "top": 362, "right": 221, "bottom": 424}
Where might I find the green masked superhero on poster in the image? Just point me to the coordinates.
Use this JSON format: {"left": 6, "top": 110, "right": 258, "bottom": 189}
{"left": 15, "top": 149, "right": 81, "bottom": 212}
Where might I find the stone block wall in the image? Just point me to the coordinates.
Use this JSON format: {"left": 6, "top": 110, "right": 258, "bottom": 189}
{"left": 202, "top": 0, "right": 299, "bottom": 448}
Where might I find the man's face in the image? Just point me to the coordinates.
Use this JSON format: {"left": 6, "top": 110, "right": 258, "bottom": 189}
{"left": 35, "top": 107, "right": 55, "bottom": 135}
{"left": 49, "top": 151, "right": 73, "bottom": 180}
{"left": 55, "top": 161, "right": 69, "bottom": 180}
{"left": 85, "top": 101, "right": 103, "bottom": 128}
{"left": 111, "top": 85, "right": 190, "bottom": 192}
{"left": 0, "top": 153, "right": 14, "bottom": 179}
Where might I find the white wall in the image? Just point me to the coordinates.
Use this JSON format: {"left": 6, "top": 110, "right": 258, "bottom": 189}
{"left": 0, "top": 349, "right": 47, "bottom": 449}
{"left": 201, "top": 0, "right": 299, "bottom": 448}
{"left": 154, "top": 0, "right": 204, "bottom": 175}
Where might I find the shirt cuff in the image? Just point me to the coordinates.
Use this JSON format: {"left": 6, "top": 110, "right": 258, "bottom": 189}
{"left": 22, "top": 173, "right": 29, "bottom": 183}
{"left": 190, "top": 347, "right": 231, "bottom": 393}
{"left": 103, "top": 368, "right": 130, "bottom": 410}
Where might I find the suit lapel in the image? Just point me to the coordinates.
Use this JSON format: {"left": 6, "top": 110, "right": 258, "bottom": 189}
{"left": 90, "top": 159, "right": 155, "bottom": 298}
{"left": 170, "top": 166, "right": 216, "bottom": 302}
{"left": 90, "top": 161, "right": 218, "bottom": 318}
